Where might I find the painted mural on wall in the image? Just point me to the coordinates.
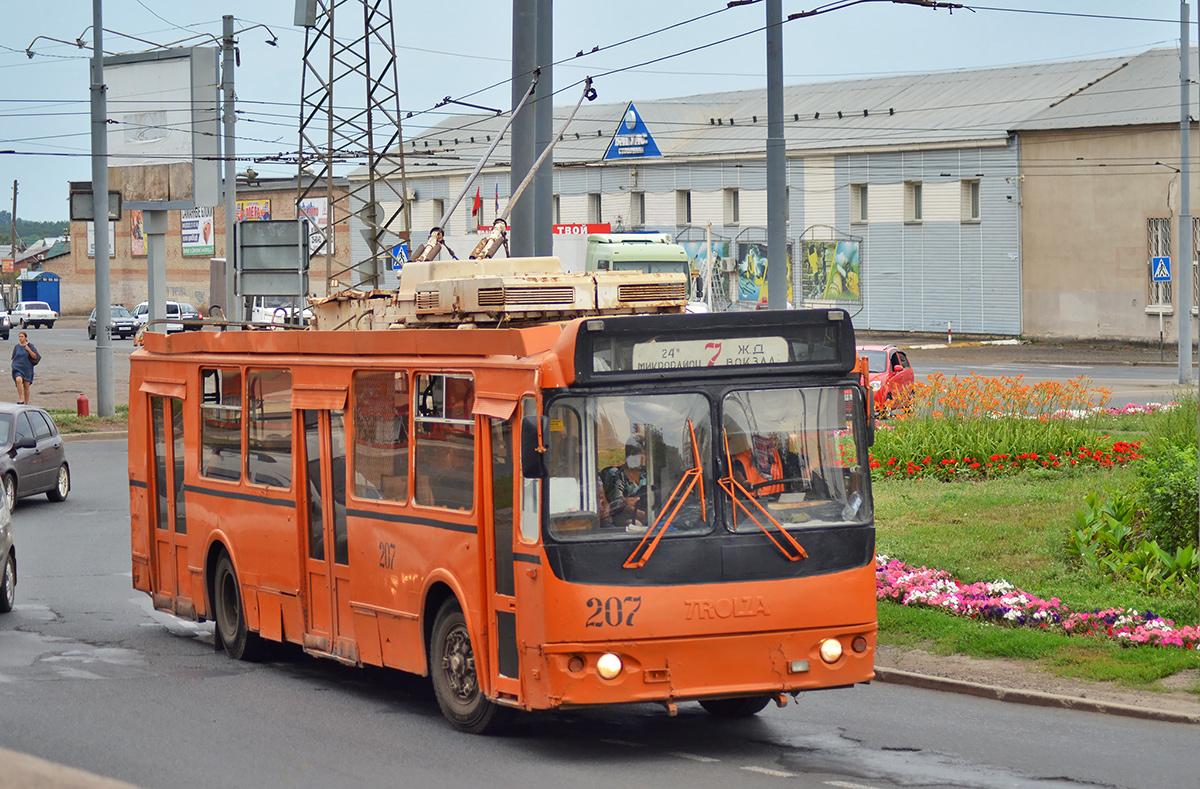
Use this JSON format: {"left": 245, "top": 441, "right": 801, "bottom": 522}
{"left": 681, "top": 240, "right": 731, "bottom": 304}
{"left": 737, "top": 243, "right": 792, "bottom": 304}
{"left": 802, "top": 240, "right": 861, "bottom": 301}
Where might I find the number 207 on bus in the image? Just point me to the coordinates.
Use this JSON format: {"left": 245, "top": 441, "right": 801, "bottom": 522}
{"left": 129, "top": 308, "right": 877, "bottom": 733}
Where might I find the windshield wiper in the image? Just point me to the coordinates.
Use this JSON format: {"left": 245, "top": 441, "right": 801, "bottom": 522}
{"left": 718, "top": 430, "right": 808, "bottom": 562}
{"left": 623, "top": 419, "right": 707, "bottom": 569}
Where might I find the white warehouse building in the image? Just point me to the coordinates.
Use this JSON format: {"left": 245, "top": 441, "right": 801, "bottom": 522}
{"left": 351, "top": 47, "right": 1200, "bottom": 343}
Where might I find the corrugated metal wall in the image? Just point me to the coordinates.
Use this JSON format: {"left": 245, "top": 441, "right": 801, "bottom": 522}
{"left": 368, "top": 139, "right": 1021, "bottom": 334}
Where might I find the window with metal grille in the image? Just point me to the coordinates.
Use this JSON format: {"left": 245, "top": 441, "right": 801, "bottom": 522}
{"left": 1148, "top": 217, "right": 1172, "bottom": 309}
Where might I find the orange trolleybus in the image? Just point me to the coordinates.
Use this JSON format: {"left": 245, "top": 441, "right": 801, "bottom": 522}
{"left": 129, "top": 303, "right": 877, "bottom": 732}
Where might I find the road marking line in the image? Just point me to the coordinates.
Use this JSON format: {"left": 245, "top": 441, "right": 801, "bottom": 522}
{"left": 826, "top": 782, "right": 878, "bottom": 789}
{"left": 670, "top": 752, "right": 719, "bottom": 763}
{"left": 742, "top": 766, "right": 795, "bottom": 778}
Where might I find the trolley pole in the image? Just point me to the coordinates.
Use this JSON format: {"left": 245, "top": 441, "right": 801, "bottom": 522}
{"left": 90, "top": 0, "right": 115, "bottom": 417}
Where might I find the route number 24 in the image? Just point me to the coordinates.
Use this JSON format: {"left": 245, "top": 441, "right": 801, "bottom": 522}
{"left": 585, "top": 596, "right": 642, "bottom": 627}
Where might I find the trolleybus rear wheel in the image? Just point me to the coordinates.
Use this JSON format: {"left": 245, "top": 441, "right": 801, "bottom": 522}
{"left": 430, "top": 600, "right": 509, "bottom": 734}
{"left": 213, "top": 553, "right": 263, "bottom": 661}
{"left": 699, "top": 695, "right": 773, "bottom": 718}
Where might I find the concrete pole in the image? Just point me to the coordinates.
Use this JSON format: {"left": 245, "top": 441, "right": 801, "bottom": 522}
{"left": 533, "top": 0, "right": 553, "bottom": 256}
{"left": 510, "top": 0, "right": 537, "bottom": 257}
{"left": 90, "top": 0, "right": 114, "bottom": 416}
{"left": 222, "top": 15, "right": 238, "bottom": 319}
{"left": 1179, "top": 2, "right": 1193, "bottom": 385}
{"left": 765, "top": 0, "right": 787, "bottom": 310}
{"left": 146, "top": 211, "right": 168, "bottom": 332}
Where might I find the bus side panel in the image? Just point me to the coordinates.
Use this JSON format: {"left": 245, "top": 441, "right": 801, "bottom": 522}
{"left": 128, "top": 379, "right": 153, "bottom": 595}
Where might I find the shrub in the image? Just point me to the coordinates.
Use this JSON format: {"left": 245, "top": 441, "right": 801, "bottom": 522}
{"left": 1141, "top": 390, "right": 1199, "bottom": 456}
{"left": 1132, "top": 444, "right": 1199, "bottom": 551}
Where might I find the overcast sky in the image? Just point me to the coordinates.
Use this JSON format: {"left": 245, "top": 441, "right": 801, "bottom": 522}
{"left": 0, "top": 1, "right": 1186, "bottom": 222}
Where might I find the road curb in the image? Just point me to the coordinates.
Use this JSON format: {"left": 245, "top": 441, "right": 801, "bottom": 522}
{"left": 62, "top": 430, "right": 127, "bottom": 442}
{"left": 873, "top": 667, "right": 1200, "bottom": 725}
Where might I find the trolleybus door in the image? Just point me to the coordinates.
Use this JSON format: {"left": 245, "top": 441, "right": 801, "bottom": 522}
{"left": 149, "top": 397, "right": 189, "bottom": 610}
{"left": 301, "top": 409, "right": 355, "bottom": 660}
{"left": 486, "top": 417, "right": 521, "bottom": 699}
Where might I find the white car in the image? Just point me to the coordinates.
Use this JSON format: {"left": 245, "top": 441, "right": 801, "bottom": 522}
{"left": 133, "top": 301, "right": 184, "bottom": 333}
{"left": 11, "top": 301, "right": 57, "bottom": 329}
{"left": 251, "top": 296, "right": 313, "bottom": 326}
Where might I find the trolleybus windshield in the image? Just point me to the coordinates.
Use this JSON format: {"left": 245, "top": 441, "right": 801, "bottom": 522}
{"left": 544, "top": 384, "right": 870, "bottom": 544}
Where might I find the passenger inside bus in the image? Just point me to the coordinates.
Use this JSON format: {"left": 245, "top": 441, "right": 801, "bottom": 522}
{"left": 600, "top": 436, "right": 648, "bottom": 529}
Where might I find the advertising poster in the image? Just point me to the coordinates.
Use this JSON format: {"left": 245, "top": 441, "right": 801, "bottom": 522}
{"left": 802, "top": 240, "right": 861, "bottom": 301}
{"left": 736, "top": 243, "right": 792, "bottom": 304}
{"left": 681, "top": 240, "right": 729, "bottom": 301}
{"left": 299, "top": 196, "right": 332, "bottom": 255}
{"left": 86, "top": 221, "right": 117, "bottom": 258}
{"left": 130, "top": 210, "right": 146, "bottom": 256}
{"left": 181, "top": 207, "right": 215, "bottom": 257}
{"left": 236, "top": 199, "right": 271, "bottom": 222}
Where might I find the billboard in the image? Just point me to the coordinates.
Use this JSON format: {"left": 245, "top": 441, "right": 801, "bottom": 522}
{"left": 86, "top": 221, "right": 117, "bottom": 258}
{"left": 237, "top": 199, "right": 272, "bottom": 222}
{"left": 736, "top": 242, "right": 792, "bottom": 304}
{"left": 182, "top": 207, "right": 215, "bottom": 257}
{"left": 104, "top": 46, "right": 220, "bottom": 209}
{"left": 299, "top": 197, "right": 332, "bottom": 255}
{"left": 802, "top": 240, "right": 861, "bottom": 301}
{"left": 130, "top": 210, "right": 146, "bottom": 256}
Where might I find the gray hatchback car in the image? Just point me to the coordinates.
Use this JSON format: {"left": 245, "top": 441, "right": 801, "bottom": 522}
{"left": 0, "top": 404, "right": 70, "bottom": 506}
{"left": 1, "top": 485, "right": 15, "bottom": 613}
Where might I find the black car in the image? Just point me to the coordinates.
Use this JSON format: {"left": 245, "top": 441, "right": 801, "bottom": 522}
{"left": 88, "top": 305, "right": 138, "bottom": 340}
{"left": 0, "top": 309, "right": 10, "bottom": 341}
{"left": 0, "top": 404, "right": 70, "bottom": 506}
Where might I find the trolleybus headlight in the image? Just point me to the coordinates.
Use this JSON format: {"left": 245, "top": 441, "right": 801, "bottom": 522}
{"left": 818, "top": 638, "right": 843, "bottom": 664}
{"left": 596, "top": 652, "right": 624, "bottom": 680}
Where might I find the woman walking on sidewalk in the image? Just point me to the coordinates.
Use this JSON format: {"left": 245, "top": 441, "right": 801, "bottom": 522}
{"left": 11, "top": 331, "right": 39, "bottom": 405}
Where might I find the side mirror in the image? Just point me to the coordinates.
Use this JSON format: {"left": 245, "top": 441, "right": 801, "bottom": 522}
{"left": 893, "top": 364, "right": 904, "bottom": 373}
{"left": 13, "top": 434, "right": 36, "bottom": 450}
{"left": 521, "top": 415, "right": 550, "bottom": 479}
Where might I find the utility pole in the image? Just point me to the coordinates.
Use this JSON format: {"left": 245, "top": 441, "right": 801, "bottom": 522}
{"left": 533, "top": 0, "right": 553, "bottom": 256}
{"left": 222, "top": 15, "right": 237, "bottom": 318}
{"left": 1180, "top": 2, "right": 1194, "bottom": 385}
{"left": 10, "top": 181, "right": 17, "bottom": 257}
{"left": 90, "top": 0, "right": 114, "bottom": 417}
{"left": 510, "top": 0, "right": 537, "bottom": 258}
{"left": 765, "top": 0, "right": 787, "bottom": 309}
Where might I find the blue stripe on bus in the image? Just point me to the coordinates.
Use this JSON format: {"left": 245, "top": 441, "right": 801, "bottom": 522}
{"left": 346, "top": 508, "right": 477, "bottom": 535}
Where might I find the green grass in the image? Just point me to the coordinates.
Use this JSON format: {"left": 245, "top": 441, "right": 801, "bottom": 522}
{"left": 875, "top": 467, "right": 1200, "bottom": 689}
{"left": 47, "top": 405, "right": 129, "bottom": 434}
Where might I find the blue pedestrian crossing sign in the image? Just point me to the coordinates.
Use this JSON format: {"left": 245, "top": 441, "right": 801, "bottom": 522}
{"left": 1152, "top": 256, "right": 1171, "bottom": 282}
{"left": 390, "top": 242, "right": 409, "bottom": 271}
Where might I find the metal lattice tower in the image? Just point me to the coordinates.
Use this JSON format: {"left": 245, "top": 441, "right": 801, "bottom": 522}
{"left": 297, "top": 0, "right": 410, "bottom": 293}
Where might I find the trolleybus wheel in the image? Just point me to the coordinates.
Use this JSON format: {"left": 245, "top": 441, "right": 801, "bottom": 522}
{"left": 213, "top": 553, "right": 263, "bottom": 661}
{"left": 698, "top": 695, "right": 773, "bottom": 718}
{"left": 47, "top": 464, "right": 70, "bottom": 502}
{"left": 430, "top": 600, "right": 509, "bottom": 734}
{"left": 1, "top": 551, "right": 15, "bottom": 613}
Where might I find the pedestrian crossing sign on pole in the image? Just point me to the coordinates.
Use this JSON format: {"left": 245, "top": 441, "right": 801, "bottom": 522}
{"left": 1152, "top": 256, "right": 1171, "bottom": 281}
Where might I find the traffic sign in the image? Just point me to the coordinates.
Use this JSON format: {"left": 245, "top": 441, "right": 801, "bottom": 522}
{"left": 1152, "top": 256, "right": 1171, "bottom": 282}
{"left": 390, "top": 242, "right": 409, "bottom": 271}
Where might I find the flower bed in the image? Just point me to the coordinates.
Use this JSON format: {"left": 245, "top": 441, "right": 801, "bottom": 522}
{"left": 876, "top": 555, "right": 1199, "bottom": 649}
{"left": 869, "top": 441, "right": 1143, "bottom": 480}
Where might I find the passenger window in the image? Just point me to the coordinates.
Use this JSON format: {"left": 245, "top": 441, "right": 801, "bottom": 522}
{"left": 518, "top": 396, "right": 541, "bottom": 542}
{"left": 15, "top": 413, "right": 34, "bottom": 444}
{"left": 30, "top": 411, "right": 54, "bottom": 440}
{"left": 246, "top": 369, "right": 292, "bottom": 488}
{"left": 352, "top": 370, "right": 409, "bottom": 502}
{"left": 200, "top": 368, "right": 243, "bottom": 481}
{"left": 413, "top": 373, "right": 475, "bottom": 511}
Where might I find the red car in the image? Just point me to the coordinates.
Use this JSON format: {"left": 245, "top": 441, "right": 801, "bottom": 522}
{"left": 857, "top": 344, "right": 915, "bottom": 409}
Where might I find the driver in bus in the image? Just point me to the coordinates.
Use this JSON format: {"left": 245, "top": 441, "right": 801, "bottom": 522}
{"left": 730, "top": 432, "right": 785, "bottom": 499}
{"left": 600, "top": 437, "right": 648, "bottom": 529}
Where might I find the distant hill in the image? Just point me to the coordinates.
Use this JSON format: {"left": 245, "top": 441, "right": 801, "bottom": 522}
{"left": 0, "top": 211, "right": 69, "bottom": 248}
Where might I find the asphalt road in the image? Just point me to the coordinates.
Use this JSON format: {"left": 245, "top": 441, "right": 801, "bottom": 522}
{"left": 1, "top": 439, "right": 1198, "bottom": 789}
